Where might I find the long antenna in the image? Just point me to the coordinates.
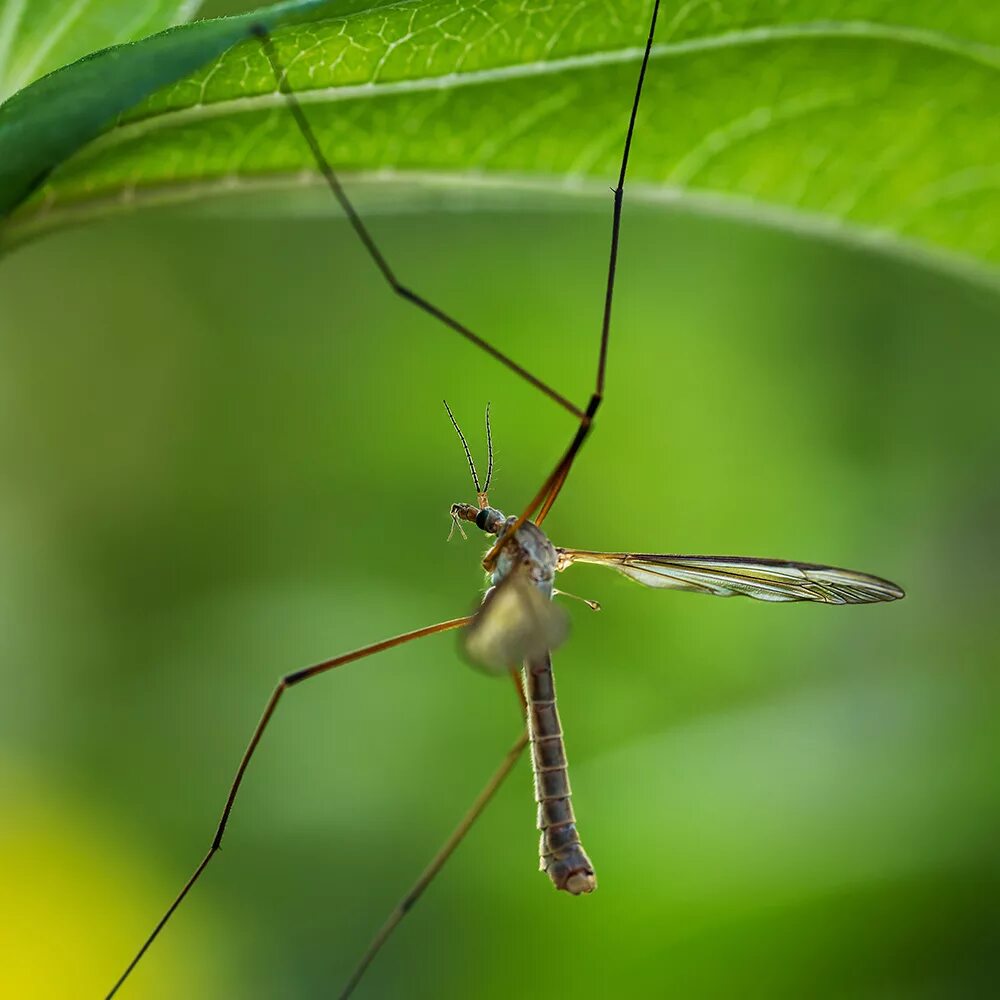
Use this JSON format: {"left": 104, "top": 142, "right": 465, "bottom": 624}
{"left": 251, "top": 25, "right": 582, "bottom": 420}
{"left": 443, "top": 399, "right": 480, "bottom": 492}
{"left": 483, "top": 401, "right": 494, "bottom": 493}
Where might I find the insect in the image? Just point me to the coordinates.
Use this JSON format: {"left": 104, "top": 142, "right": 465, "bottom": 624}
{"left": 105, "top": 3, "right": 903, "bottom": 997}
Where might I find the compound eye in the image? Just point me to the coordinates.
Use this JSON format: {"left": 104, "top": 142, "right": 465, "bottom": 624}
{"left": 475, "top": 508, "right": 491, "bottom": 531}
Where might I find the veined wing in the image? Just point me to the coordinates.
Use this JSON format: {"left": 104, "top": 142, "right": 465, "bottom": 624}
{"left": 463, "top": 568, "right": 570, "bottom": 674}
{"left": 556, "top": 550, "right": 904, "bottom": 605}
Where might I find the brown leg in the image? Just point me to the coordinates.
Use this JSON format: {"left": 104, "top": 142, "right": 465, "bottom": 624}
{"left": 252, "top": 25, "right": 581, "bottom": 420}
{"left": 105, "top": 616, "right": 470, "bottom": 999}
{"left": 338, "top": 730, "right": 530, "bottom": 999}
{"left": 338, "top": 671, "right": 530, "bottom": 998}
{"left": 256, "top": 1, "right": 661, "bottom": 558}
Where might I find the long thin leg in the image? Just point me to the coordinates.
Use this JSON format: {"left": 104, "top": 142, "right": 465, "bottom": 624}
{"left": 339, "top": 730, "right": 529, "bottom": 999}
{"left": 339, "top": 671, "right": 530, "bottom": 998}
{"left": 105, "top": 615, "right": 470, "bottom": 1000}
{"left": 595, "top": 0, "right": 662, "bottom": 401}
{"left": 255, "top": 2, "right": 661, "bottom": 571}
{"left": 484, "top": 0, "right": 662, "bottom": 564}
{"left": 251, "top": 26, "right": 582, "bottom": 420}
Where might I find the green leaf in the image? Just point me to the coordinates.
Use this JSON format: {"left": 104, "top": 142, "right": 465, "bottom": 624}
{"left": 0, "top": 0, "right": 328, "bottom": 217}
{"left": 0, "top": 0, "right": 204, "bottom": 103}
{"left": 3, "top": 0, "right": 999, "bottom": 284}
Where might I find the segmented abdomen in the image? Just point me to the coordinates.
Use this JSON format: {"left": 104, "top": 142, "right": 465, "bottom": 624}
{"left": 523, "top": 653, "right": 596, "bottom": 895}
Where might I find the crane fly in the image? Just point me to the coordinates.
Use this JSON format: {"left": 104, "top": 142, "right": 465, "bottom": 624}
{"left": 447, "top": 406, "right": 902, "bottom": 897}
{"left": 105, "top": 2, "right": 904, "bottom": 997}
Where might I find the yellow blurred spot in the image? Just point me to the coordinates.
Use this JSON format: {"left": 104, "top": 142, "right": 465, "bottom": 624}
{"left": 1, "top": 764, "right": 234, "bottom": 999}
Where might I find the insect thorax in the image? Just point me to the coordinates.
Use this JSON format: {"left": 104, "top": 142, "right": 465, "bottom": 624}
{"left": 493, "top": 516, "right": 558, "bottom": 596}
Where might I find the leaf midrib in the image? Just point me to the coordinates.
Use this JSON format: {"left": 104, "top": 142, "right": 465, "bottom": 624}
{"left": 74, "top": 19, "right": 1000, "bottom": 170}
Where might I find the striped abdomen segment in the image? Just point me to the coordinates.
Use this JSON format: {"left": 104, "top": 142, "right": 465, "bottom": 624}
{"left": 523, "top": 654, "right": 596, "bottom": 895}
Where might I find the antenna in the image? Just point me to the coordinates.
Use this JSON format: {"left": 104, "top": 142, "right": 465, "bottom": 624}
{"left": 483, "top": 402, "right": 494, "bottom": 494}
{"left": 443, "top": 400, "right": 481, "bottom": 493}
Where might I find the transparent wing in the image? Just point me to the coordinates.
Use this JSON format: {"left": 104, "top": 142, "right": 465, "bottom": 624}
{"left": 556, "top": 550, "right": 904, "bottom": 605}
{"left": 463, "top": 568, "right": 570, "bottom": 674}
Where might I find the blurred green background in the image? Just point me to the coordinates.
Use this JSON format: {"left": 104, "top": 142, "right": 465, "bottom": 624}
{"left": 1, "top": 179, "right": 999, "bottom": 996}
